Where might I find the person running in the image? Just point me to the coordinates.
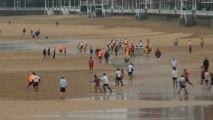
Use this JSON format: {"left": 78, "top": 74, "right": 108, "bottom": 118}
{"left": 209, "top": 73, "right": 213, "bottom": 90}
{"left": 204, "top": 70, "right": 209, "bottom": 86}
{"left": 174, "top": 38, "right": 179, "bottom": 47}
{"left": 59, "top": 76, "right": 67, "bottom": 99}
{"left": 130, "top": 44, "right": 135, "bottom": 58}
{"left": 171, "top": 68, "right": 178, "bottom": 87}
{"left": 88, "top": 57, "right": 94, "bottom": 74}
{"left": 43, "top": 48, "right": 47, "bottom": 59}
{"left": 201, "top": 66, "right": 205, "bottom": 85}
{"left": 92, "top": 75, "right": 102, "bottom": 93}
{"left": 155, "top": 48, "right": 161, "bottom": 62}
{"left": 121, "top": 68, "right": 124, "bottom": 80}
{"left": 200, "top": 38, "right": 204, "bottom": 48}
{"left": 32, "top": 72, "right": 40, "bottom": 92}
{"left": 178, "top": 75, "right": 188, "bottom": 95}
{"left": 128, "top": 63, "right": 134, "bottom": 80}
{"left": 104, "top": 50, "right": 110, "bottom": 64}
{"left": 100, "top": 73, "right": 112, "bottom": 93}
{"left": 115, "top": 68, "right": 123, "bottom": 86}
{"left": 27, "top": 72, "right": 34, "bottom": 89}
{"left": 171, "top": 58, "right": 177, "bottom": 70}
{"left": 97, "top": 49, "right": 103, "bottom": 63}
{"left": 183, "top": 69, "right": 193, "bottom": 86}
{"left": 203, "top": 57, "right": 209, "bottom": 71}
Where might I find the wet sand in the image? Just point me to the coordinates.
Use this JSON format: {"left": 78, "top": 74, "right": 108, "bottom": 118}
{"left": 0, "top": 15, "right": 213, "bottom": 119}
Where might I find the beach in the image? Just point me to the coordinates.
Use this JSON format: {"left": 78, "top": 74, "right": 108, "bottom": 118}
{"left": 0, "top": 15, "right": 213, "bottom": 120}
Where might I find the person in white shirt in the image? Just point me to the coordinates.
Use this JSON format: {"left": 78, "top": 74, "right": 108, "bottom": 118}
{"left": 204, "top": 70, "right": 209, "bottom": 86}
{"left": 178, "top": 75, "right": 188, "bottom": 95}
{"left": 115, "top": 68, "right": 123, "bottom": 86}
{"left": 59, "top": 76, "right": 67, "bottom": 99}
{"left": 171, "top": 68, "right": 178, "bottom": 87}
{"left": 128, "top": 63, "right": 134, "bottom": 80}
{"left": 171, "top": 58, "right": 177, "bottom": 70}
{"left": 32, "top": 73, "right": 40, "bottom": 92}
{"left": 100, "top": 73, "right": 112, "bottom": 93}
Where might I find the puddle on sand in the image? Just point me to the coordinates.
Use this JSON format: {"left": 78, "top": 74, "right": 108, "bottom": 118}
{"left": 15, "top": 105, "right": 213, "bottom": 120}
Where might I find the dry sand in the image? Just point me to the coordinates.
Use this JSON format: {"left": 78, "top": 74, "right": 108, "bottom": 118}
{"left": 0, "top": 15, "right": 213, "bottom": 119}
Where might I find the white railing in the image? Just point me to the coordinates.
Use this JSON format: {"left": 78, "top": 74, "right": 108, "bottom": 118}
{"left": 196, "top": 10, "right": 213, "bottom": 16}
{"left": 0, "top": 7, "right": 45, "bottom": 10}
{"left": 0, "top": 7, "right": 213, "bottom": 16}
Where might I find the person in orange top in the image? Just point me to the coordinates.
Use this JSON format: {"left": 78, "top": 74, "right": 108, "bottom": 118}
{"left": 27, "top": 72, "right": 34, "bottom": 89}
{"left": 97, "top": 49, "right": 103, "bottom": 63}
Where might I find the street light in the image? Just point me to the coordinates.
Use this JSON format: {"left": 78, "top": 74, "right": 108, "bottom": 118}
{"left": 4, "top": 2, "right": 6, "bottom": 8}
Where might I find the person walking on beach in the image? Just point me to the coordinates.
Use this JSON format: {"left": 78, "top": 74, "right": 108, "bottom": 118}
{"left": 89, "top": 57, "right": 94, "bottom": 74}
{"left": 32, "top": 72, "right": 41, "bottom": 92}
{"left": 204, "top": 70, "right": 209, "bottom": 86}
{"left": 128, "top": 63, "right": 134, "bottom": 80}
{"left": 97, "top": 49, "right": 103, "bottom": 63}
{"left": 47, "top": 48, "right": 51, "bottom": 59}
{"left": 209, "top": 73, "right": 213, "bottom": 90}
{"left": 92, "top": 75, "right": 102, "bottom": 93}
{"left": 201, "top": 66, "right": 205, "bottom": 85}
{"left": 144, "top": 46, "right": 149, "bottom": 60}
{"left": 27, "top": 72, "right": 34, "bottom": 89}
{"left": 90, "top": 46, "right": 94, "bottom": 56}
{"left": 43, "top": 48, "right": 47, "bottom": 59}
{"left": 121, "top": 68, "right": 124, "bottom": 81}
{"left": 171, "top": 58, "right": 177, "bottom": 70}
{"left": 178, "top": 75, "right": 188, "bottom": 95}
{"left": 104, "top": 50, "right": 110, "bottom": 64}
{"left": 188, "top": 40, "right": 192, "bottom": 54}
{"left": 64, "top": 48, "right": 67, "bottom": 57}
{"left": 203, "top": 57, "right": 209, "bottom": 71}
{"left": 200, "top": 38, "right": 204, "bottom": 48}
{"left": 115, "top": 68, "right": 123, "bottom": 86}
{"left": 155, "top": 48, "right": 161, "bottom": 62}
{"left": 100, "top": 73, "right": 112, "bottom": 93}
{"left": 53, "top": 47, "right": 56, "bottom": 59}
{"left": 23, "top": 28, "right": 26, "bottom": 35}
{"left": 183, "top": 69, "right": 193, "bottom": 86}
{"left": 172, "top": 68, "right": 178, "bottom": 87}
{"left": 59, "top": 76, "right": 67, "bottom": 99}
{"left": 174, "top": 38, "right": 179, "bottom": 47}
{"left": 56, "top": 21, "right": 59, "bottom": 27}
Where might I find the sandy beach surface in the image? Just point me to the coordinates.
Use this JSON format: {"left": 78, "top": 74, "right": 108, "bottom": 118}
{"left": 0, "top": 15, "right": 213, "bottom": 120}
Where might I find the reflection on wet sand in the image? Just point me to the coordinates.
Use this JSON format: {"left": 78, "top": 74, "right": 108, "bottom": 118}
{"left": 16, "top": 105, "right": 213, "bottom": 120}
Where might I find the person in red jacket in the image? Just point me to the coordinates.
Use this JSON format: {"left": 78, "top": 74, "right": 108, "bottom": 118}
{"left": 155, "top": 48, "right": 161, "bottom": 62}
{"left": 88, "top": 57, "right": 94, "bottom": 74}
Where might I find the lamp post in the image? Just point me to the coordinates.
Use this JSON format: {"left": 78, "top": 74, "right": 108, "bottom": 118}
{"left": 14, "top": 0, "right": 16, "bottom": 9}
{"left": 4, "top": 2, "right": 6, "bottom": 8}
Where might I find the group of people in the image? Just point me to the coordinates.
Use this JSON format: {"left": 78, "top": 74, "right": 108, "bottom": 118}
{"left": 173, "top": 38, "right": 205, "bottom": 54}
{"left": 31, "top": 29, "right": 41, "bottom": 39}
{"left": 171, "top": 57, "right": 212, "bottom": 95}
{"left": 28, "top": 72, "right": 68, "bottom": 99}
{"left": 78, "top": 41, "right": 88, "bottom": 54}
{"left": 42, "top": 47, "right": 56, "bottom": 59}
{"left": 42, "top": 45, "right": 67, "bottom": 59}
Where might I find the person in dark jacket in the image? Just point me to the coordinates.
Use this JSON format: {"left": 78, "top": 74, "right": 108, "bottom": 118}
{"left": 203, "top": 57, "right": 209, "bottom": 71}
{"left": 104, "top": 50, "right": 110, "bottom": 64}
{"left": 155, "top": 48, "right": 161, "bottom": 62}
